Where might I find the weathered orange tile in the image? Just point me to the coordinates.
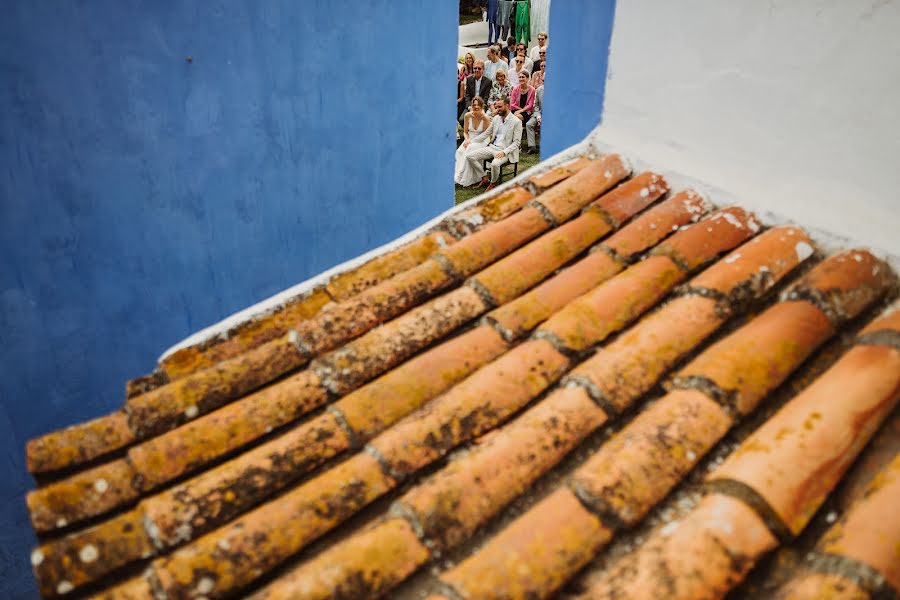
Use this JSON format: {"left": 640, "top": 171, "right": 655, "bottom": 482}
{"left": 149, "top": 452, "right": 396, "bottom": 599}
{"left": 325, "top": 231, "right": 453, "bottom": 301}
{"left": 653, "top": 206, "right": 760, "bottom": 270}
{"left": 527, "top": 156, "right": 595, "bottom": 189}
{"left": 88, "top": 574, "right": 156, "bottom": 600}
{"left": 249, "top": 518, "right": 430, "bottom": 600}
{"left": 772, "top": 570, "right": 870, "bottom": 600}
{"left": 26, "top": 410, "right": 134, "bottom": 474}
{"left": 538, "top": 255, "right": 685, "bottom": 352}
{"left": 436, "top": 208, "right": 550, "bottom": 278}
{"left": 439, "top": 488, "right": 613, "bottom": 600}
{"left": 860, "top": 306, "right": 900, "bottom": 335}
{"left": 473, "top": 209, "right": 614, "bottom": 305}
{"left": 672, "top": 300, "right": 835, "bottom": 416}
{"left": 833, "top": 411, "right": 900, "bottom": 511}
{"left": 32, "top": 509, "right": 154, "bottom": 598}
{"left": 601, "top": 188, "right": 707, "bottom": 258}
{"left": 447, "top": 186, "right": 535, "bottom": 237}
{"left": 472, "top": 172, "right": 669, "bottom": 306}
{"left": 369, "top": 338, "right": 570, "bottom": 478}
{"left": 293, "top": 258, "right": 457, "bottom": 356}
{"left": 336, "top": 325, "right": 509, "bottom": 439}
{"left": 399, "top": 386, "right": 607, "bottom": 552}
{"left": 709, "top": 314, "right": 900, "bottom": 536}
{"left": 566, "top": 227, "right": 813, "bottom": 414}
{"left": 819, "top": 453, "right": 900, "bottom": 592}
{"left": 486, "top": 191, "right": 708, "bottom": 339}
{"left": 160, "top": 288, "right": 332, "bottom": 380}
{"left": 27, "top": 459, "right": 139, "bottom": 533}
{"left": 33, "top": 370, "right": 330, "bottom": 530}
{"left": 125, "top": 332, "right": 306, "bottom": 439}
{"left": 311, "top": 286, "right": 490, "bottom": 394}
{"left": 127, "top": 370, "right": 328, "bottom": 492}
{"left": 571, "top": 389, "right": 732, "bottom": 526}
{"left": 142, "top": 409, "right": 353, "bottom": 549}
{"left": 35, "top": 410, "right": 354, "bottom": 592}
{"left": 589, "top": 171, "right": 668, "bottom": 226}
{"left": 124, "top": 369, "right": 168, "bottom": 399}
{"left": 687, "top": 225, "right": 814, "bottom": 302}
{"left": 784, "top": 250, "right": 892, "bottom": 321}
{"left": 487, "top": 249, "right": 625, "bottom": 340}
{"left": 569, "top": 296, "right": 722, "bottom": 413}
{"left": 533, "top": 154, "right": 629, "bottom": 223}
{"left": 580, "top": 494, "right": 778, "bottom": 600}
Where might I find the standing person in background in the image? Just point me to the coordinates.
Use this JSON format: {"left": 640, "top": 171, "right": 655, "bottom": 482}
{"left": 504, "top": 36, "right": 517, "bottom": 63}
{"left": 510, "top": 71, "right": 536, "bottom": 124}
{"left": 486, "top": 0, "right": 500, "bottom": 44}
{"left": 483, "top": 45, "right": 505, "bottom": 80}
{"left": 497, "top": 0, "right": 515, "bottom": 43}
{"left": 525, "top": 84, "right": 543, "bottom": 155}
{"left": 487, "top": 69, "right": 513, "bottom": 114}
{"left": 515, "top": 1, "right": 530, "bottom": 45}
{"left": 529, "top": 31, "right": 548, "bottom": 62}
{"left": 460, "top": 60, "right": 492, "bottom": 125}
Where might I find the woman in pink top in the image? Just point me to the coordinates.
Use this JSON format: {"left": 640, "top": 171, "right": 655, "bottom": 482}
{"left": 510, "top": 71, "right": 536, "bottom": 123}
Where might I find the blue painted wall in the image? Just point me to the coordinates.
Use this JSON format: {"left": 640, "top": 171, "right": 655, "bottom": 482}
{"left": 0, "top": 1, "right": 455, "bottom": 596}
{"left": 541, "top": 0, "right": 617, "bottom": 156}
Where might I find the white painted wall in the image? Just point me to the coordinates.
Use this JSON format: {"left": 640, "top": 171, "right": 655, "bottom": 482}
{"left": 598, "top": 0, "right": 900, "bottom": 255}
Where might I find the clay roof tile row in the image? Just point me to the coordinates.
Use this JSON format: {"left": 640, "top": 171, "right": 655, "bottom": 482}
{"left": 21, "top": 153, "right": 900, "bottom": 600}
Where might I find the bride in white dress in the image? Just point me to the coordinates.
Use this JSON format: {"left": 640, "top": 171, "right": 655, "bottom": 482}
{"left": 454, "top": 96, "right": 491, "bottom": 187}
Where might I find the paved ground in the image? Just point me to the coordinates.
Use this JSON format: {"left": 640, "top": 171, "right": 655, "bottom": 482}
{"left": 458, "top": 21, "right": 489, "bottom": 60}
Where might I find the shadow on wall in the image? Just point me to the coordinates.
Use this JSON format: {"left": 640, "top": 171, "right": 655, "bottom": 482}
{"left": 0, "top": 2, "right": 455, "bottom": 596}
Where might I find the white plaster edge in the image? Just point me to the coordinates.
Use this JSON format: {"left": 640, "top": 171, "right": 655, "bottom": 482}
{"left": 158, "top": 144, "right": 597, "bottom": 362}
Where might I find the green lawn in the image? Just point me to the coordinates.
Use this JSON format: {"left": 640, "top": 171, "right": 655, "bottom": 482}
{"left": 454, "top": 145, "right": 541, "bottom": 205}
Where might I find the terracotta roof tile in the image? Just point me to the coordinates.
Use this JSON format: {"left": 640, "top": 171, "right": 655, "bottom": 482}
{"left": 577, "top": 308, "right": 900, "bottom": 599}
{"left": 21, "top": 153, "right": 900, "bottom": 600}
{"left": 708, "top": 310, "right": 900, "bottom": 536}
{"left": 244, "top": 223, "right": 818, "bottom": 600}
{"left": 418, "top": 250, "right": 888, "bottom": 600}
{"left": 787, "top": 453, "right": 900, "bottom": 596}
{"left": 26, "top": 169, "right": 669, "bottom": 539}
{"left": 24, "top": 157, "right": 622, "bottom": 480}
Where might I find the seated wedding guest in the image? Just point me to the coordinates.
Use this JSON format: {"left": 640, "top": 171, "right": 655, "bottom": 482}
{"left": 460, "top": 60, "right": 492, "bottom": 125}
{"left": 460, "top": 52, "right": 476, "bottom": 80}
{"left": 487, "top": 68, "right": 513, "bottom": 114}
{"left": 515, "top": 44, "right": 533, "bottom": 73}
{"left": 505, "top": 36, "right": 517, "bottom": 62}
{"left": 530, "top": 58, "right": 545, "bottom": 88}
{"left": 529, "top": 31, "right": 549, "bottom": 62}
{"left": 533, "top": 48, "right": 546, "bottom": 73}
{"left": 483, "top": 44, "right": 505, "bottom": 79}
{"left": 510, "top": 55, "right": 528, "bottom": 84}
{"left": 510, "top": 71, "right": 536, "bottom": 123}
{"left": 462, "top": 97, "right": 523, "bottom": 191}
{"left": 454, "top": 96, "right": 491, "bottom": 187}
{"left": 525, "top": 84, "right": 543, "bottom": 155}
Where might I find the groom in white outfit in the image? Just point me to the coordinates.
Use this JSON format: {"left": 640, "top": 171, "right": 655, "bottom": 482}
{"left": 465, "top": 97, "right": 523, "bottom": 191}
